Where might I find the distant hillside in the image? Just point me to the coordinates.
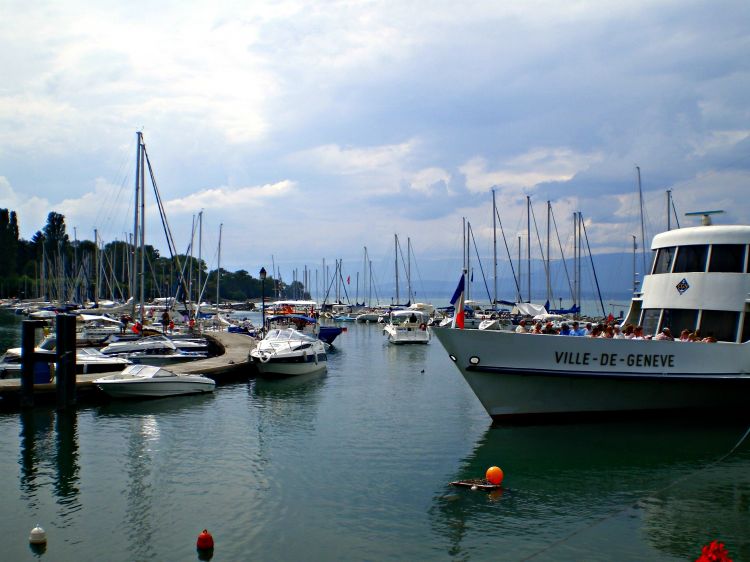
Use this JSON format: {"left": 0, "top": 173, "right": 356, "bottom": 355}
{"left": 369, "top": 251, "right": 647, "bottom": 309}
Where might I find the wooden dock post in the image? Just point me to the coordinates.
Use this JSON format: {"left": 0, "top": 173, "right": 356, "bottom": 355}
{"left": 56, "top": 314, "right": 77, "bottom": 410}
{"left": 20, "top": 320, "right": 46, "bottom": 409}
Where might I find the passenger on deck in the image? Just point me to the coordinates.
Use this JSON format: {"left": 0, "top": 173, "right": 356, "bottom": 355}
{"left": 679, "top": 329, "right": 691, "bottom": 341}
{"left": 515, "top": 319, "right": 528, "bottom": 333}
{"left": 655, "top": 327, "right": 674, "bottom": 341}
{"left": 571, "top": 321, "right": 587, "bottom": 336}
{"left": 559, "top": 323, "right": 571, "bottom": 336}
{"left": 612, "top": 325, "right": 624, "bottom": 339}
{"left": 632, "top": 326, "right": 645, "bottom": 340}
{"left": 623, "top": 324, "right": 635, "bottom": 338}
{"left": 531, "top": 321, "right": 543, "bottom": 334}
{"left": 542, "top": 321, "right": 557, "bottom": 334}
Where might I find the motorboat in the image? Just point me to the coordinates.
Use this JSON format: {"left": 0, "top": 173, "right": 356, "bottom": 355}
{"left": 77, "top": 313, "right": 124, "bottom": 343}
{"left": 94, "top": 364, "right": 215, "bottom": 398}
{"left": 99, "top": 335, "right": 207, "bottom": 365}
{"left": 432, "top": 219, "right": 750, "bottom": 421}
{"left": 0, "top": 335, "right": 132, "bottom": 379}
{"left": 249, "top": 328, "right": 327, "bottom": 377}
{"left": 264, "top": 314, "right": 344, "bottom": 346}
{"left": 383, "top": 309, "right": 431, "bottom": 344}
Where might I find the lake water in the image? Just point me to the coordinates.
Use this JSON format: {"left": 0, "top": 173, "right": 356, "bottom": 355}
{"left": 1, "top": 310, "right": 749, "bottom": 561}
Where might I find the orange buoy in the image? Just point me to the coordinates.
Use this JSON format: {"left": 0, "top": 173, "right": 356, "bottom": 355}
{"left": 196, "top": 529, "right": 214, "bottom": 550}
{"left": 486, "top": 466, "right": 504, "bottom": 485}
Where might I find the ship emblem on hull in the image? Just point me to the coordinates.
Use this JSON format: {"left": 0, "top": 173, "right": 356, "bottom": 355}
{"left": 676, "top": 278, "right": 690, "bottom": 294}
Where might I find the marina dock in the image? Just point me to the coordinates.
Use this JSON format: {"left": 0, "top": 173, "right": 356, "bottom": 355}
{"left": 0, "top": 331, "right": 257, "bottom": 409}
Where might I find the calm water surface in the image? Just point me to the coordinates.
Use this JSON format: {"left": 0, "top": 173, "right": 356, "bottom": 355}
{"left": 1, "top": 311, "right": 749, "bottom": 561}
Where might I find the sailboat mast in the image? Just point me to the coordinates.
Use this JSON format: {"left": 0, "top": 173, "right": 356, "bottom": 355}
{"left": 394, "top": 234, "right": 399, "bottom": 304}
{"left": 526, "top": 195, "right": 531, "bottom": 303}
{"left": 198, "top": 210, "right": 203, "bottom": 307}
{"left": 217, "top": 223, "right": 222, "bottom": 316}
{"left": 666, "top": 189, "right": 672, "bottom": 231}
{"left": 94, "top": 228, "right": 99, "bottom": 308}
{"left": 632, "top": 234, "right": 638, "bottom": 294}
{"left": 572, "top": 212, "right": 578, "bottom": 315}
{"left": 492, "top": 189, "right": 497, "bottom": 309}
{"left": 138, "top": 134, "right": 146, "bottom": 324}
{"left": 407, "top": 237, "right": 412, "bottom": 303}
{"left": 577, "top": 212, "right": 582, "bottom": 313}
{"left": 546, "top": 201, "right": 551, "bottom": 308}
{"left": 517, "top": 236, "right": 522, "bottom": 302}
{"left": 636, "top": 166, "right": 647, "bottom": 282}
{"left": 131, "top": 132, "right": 142, "bottom": 319}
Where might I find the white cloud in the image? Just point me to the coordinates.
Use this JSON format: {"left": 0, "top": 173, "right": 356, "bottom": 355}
{"left": 689, "top": 130, "right": 750, "bottom": 157}
{"left": 460, "top": 148, "right": 603, "bottom": 193}
{"left": 166, "top": 180, "right": 296, "bottom": 214}
{"left": 0, "top": 177, "right": 51, "bottom": 236}
{"left": 409, "top": 167, "right": 451, "bottom": 194}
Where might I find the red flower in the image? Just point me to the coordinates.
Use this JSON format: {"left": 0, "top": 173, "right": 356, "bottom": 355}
{"left": 696, "top": 540, "right": 732, "bottom": 562}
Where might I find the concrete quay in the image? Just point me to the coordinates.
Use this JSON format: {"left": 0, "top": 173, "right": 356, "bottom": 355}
{"left": 0, "top": 330, "right": 257, "bottom": 410}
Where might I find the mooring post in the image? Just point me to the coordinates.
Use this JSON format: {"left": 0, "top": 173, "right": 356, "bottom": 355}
{"left": 56, "top": 314, "right": 77, "bottom": 410}
{"left": 20, "top": 320, "right": 46, "bottom": 409}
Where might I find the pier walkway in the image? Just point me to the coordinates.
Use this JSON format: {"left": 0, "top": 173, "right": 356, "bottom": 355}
{"left": 0, "top": 331, "right": 257, "bottom": 409}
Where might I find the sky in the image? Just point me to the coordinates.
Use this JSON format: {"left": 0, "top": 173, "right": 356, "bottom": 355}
{"left": 1, "top": 0, "right": 749, "bottom": 299}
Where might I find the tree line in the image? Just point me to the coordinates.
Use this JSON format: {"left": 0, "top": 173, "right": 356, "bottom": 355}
{"left": 0, "top": 209, "right": 307, "bottom": 303}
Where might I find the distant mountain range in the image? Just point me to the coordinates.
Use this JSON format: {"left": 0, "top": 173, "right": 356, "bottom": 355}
{"left": 365, "top": 251, "right": 648, "bottom": 312}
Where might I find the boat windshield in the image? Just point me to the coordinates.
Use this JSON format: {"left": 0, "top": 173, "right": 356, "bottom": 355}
{"left": 389, "top": 311, "right": 428, "bottom": 325}
{"left": 264, "top": 328, "right": 317, "bottom": 342}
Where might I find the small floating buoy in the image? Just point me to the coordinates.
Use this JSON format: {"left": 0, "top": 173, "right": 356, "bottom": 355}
{"left": 196, "top": 529, "right": 214, "bottom": 550}
{"left": 470, "top": 485, "right": 478, "bottom": 491}
{"left": 486, "top": 466, "right": 504, "bottom": 485}
{"left": 29, "top": 525, "right": 47, "bottom": 545}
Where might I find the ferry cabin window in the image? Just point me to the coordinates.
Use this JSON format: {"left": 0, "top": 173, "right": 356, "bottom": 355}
{"left": 699, "top": 310, "right": 738, "bottom": 343}
{"left": 653, "top": 247, "right": 675, "bottom": 274}
{"left": 708, "top": 244, "right": 746, "bottom": 273}
{"left": 660, "top": 309, "right": 698, "bottom": 335}
{"left": 673, "top": 245, "right": 708, "bottom": 273}
{"left": 641, "top": 309, "right": 661, "bottom": 337}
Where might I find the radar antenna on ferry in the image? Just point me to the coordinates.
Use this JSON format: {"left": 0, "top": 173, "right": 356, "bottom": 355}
{"left": 685, "top": 209, "right": 724, "bottom": 226}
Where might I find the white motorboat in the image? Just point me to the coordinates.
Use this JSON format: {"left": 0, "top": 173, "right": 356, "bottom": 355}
{"left": 383, "top": 309, "right": 431, "bottom": 344}
{"left": 433, "top": 220, "right": 750, "bottom": 421}
{"left": 249, "top": 328, "right": 327, "bottom": 377}
{"left": 99, "top": 335, "right": 207, "bottom": 365}
{"left": 93, "top": 364, "right": 215, "bottom": 398}
{"left": 0, "top": 336, "right": 132, "bottom": 379}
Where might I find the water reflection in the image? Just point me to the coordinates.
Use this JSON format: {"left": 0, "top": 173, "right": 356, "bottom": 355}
{"left": 124, "top": 414, "right": 158, "bottom": 561}
{"left": 251, "top": 372, "right": 327, "bottom": 433}
{"left": 431, "top": 420, "right": 750, "bottom": 560}
{"left": 18, "top": 409, "right": 81, "bottom": 525}
{"left": 54, "top": 411, "right": 80, "bottom": 516}
{"left": 94, "top": 392, "right": 216, "bottom": 419}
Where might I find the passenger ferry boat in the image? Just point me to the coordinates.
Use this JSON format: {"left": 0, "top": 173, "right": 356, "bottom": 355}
{"left": 433, "top": 218, "right": 750, "bottom": 421}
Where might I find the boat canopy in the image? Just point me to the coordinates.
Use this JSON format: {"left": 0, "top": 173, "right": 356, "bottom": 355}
{"left": 512, "top": 302, "right": 548, "bottom": 317}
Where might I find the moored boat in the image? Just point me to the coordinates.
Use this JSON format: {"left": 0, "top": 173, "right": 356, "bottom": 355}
{"left": 249, "top": 328, "right": 327, "bottom": 377}
{"left": 383, "top": 309, "right": 431, "bottom": 344}
{"left": 433, "top": 220, "right": 750, "bottom": 421}
{"left": 94, "top": 364, "right": 215, "bottom": 398}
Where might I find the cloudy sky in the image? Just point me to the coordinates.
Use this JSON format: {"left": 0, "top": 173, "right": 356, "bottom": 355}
{"left": 1, "top": 0, "right": 749, "bottom": 295}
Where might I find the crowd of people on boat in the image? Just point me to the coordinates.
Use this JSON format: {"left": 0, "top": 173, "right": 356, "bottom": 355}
{"left": 514, "top": 319, "right": 717, "bottom": 342}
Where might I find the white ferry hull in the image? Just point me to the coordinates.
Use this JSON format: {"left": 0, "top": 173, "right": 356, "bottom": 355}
{"left": 432, "top": 328, "right": 750, "bottom": 421}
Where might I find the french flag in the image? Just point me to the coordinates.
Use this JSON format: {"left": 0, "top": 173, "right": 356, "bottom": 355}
{"left": 450, "top": 273, "right": 465, "bottom": 329}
